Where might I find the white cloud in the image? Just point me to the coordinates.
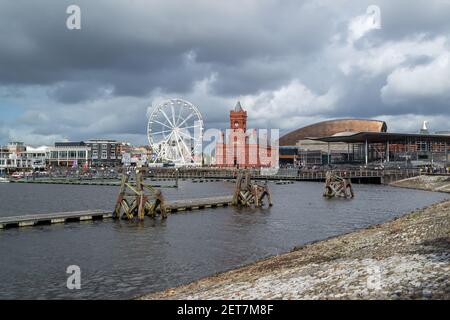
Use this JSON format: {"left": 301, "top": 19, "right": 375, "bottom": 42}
{"left": 379, "top": 113, "right": 450, "bottom": 133}
{"left": 347, "top": 5, "right": 381, "bottom": 44}
{"left": 2, "top": 0, "right": 450, "bottom": 145}
{"left": 381, "top": 52, "right": 450, "bottom": 103}
{"left": 241, "top": 80, "right": 341, "bottom": 129}
{"left": 0, "top": 127, "right": 63, "bottom": 147}
{"left": 337, "top": 35, "right": 449, "bottom": 76}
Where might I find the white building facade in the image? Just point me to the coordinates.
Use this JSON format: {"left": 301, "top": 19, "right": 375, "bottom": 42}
{"left": 0, "top": 142, "right": 50, "bottom": 172}
{"left": 47, "top": 142, "right": 91, "bottom": 167}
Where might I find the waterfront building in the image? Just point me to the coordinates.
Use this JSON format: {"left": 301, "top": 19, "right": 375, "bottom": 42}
{"left": 311, "top": 131, "right": 450, "bottom": 167}
{"left": 0, "top": 145, "right": 11, "bottom": 174}
{"left": 215, "top": 101, "right": 275, "bottom": 168}
{"left": 21, "top": 146, "right": 49, "bottom": 169}
{"left": 117, "top": 142, "right": 132, "bottom": 157}
{"left": 48, "top": 141, "right": 91, "bottom": 167}
{"left": 0, "top": 142, "right": 49, "bottom": 171}
{"left": 279, "top": 119, "right": 387, "bottom": 166}
{"left": 126, "top": 145, "right": 153, "bottom": 166}
{"left": 7, "top": 141, "right": 27, "bottom": 154}
{"left": 279, "top": 119, "right": 450, "bottom": 167}
{"left": 84, "top": 139, "right": 123, "bottom": 166}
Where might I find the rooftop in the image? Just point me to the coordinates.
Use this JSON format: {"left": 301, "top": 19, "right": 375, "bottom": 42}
{"left": 308, "top": 131, "right": 450, "bottom": 143}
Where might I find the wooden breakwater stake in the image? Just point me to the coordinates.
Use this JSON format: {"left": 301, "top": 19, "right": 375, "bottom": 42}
{"left": 114, "top": 170, "right": 274, "bottom": 222}
{"left": 1, "top": 173, "right": 275, "bottom": 229}
{"left": 113, "top": 169, "right": 167, "bottom": 220}
{"left": 323, "top": 171, "right": 354, "bottom": 199}
{"left": 232, "top": 172, "right": 273, "bottom": 207}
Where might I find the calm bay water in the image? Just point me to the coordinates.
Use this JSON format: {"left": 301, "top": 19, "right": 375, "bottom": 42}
{"left": 0, "top": 181, "right": 447, "bottom": 299}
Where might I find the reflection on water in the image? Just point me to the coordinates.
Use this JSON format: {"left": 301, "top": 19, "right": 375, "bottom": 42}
{"left": 0, "top": 181, "right": 447, "bottom": 299}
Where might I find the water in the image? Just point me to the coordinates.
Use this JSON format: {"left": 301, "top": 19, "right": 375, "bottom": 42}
{"left": 0, "top": 181, "right": 447, "bottom": 299}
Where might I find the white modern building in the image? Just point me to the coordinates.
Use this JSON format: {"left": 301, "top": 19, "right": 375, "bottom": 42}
{"left": 23, "top": 146, "right": 50, "bottom": 169}
{"left": 47, "top": 141, "right": 91, "bottom": 167}
{"left": 0, "top": 142, "right": 50, "bottom": 172}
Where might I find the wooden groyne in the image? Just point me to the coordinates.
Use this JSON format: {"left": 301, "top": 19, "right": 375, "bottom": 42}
{"left": 0, "top": 196, "right": 233, "bottom": 229}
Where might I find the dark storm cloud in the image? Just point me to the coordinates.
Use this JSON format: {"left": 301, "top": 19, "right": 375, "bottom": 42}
{"left": 373, "top": 0, "right": 450, "bottom": 40}
{"left": 0, "top": 0, "right": 208, "bottom": 97}
{"left": 1, "top": 0, "right": 450, "bottom": 144}
{"left": 47, "top": 81, "right": 112, "bottom": 104}
{"left": 0, "top": 0, "right": 336, "bottom": 100}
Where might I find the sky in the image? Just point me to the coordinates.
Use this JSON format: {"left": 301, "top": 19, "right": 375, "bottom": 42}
{"left": 0, "top": 0, "right": 450, "bottom": 146}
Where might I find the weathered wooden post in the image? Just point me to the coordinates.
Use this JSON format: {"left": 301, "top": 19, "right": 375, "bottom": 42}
{"left": 113, "top": 169, "right": 167, "bottom": 221}
{"left": 136, "top": 170, "right": 146, "bottom": 220}
{"left": 233, "top": 172, "right": 273, "bottom": 207}
{"left": 323, "top": 171, "right": 354, "bottom": 199}
{"left": 113, "top": 174, "right": 128, "bottom": 219}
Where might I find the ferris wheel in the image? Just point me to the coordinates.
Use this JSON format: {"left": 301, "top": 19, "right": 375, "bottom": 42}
{"left": 147, "top": 98, "right": 203, "bottom": 165}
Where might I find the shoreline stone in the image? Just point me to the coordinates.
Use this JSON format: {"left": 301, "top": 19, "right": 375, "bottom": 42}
{"left": 390, "top": 175, "right": 450, "bottom": 193}
{"left": 138, "top": 183, "right": 450, "bottom": 300}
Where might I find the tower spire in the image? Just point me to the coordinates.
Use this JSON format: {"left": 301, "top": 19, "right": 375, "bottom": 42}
{"left": 234, "top": 101, "right": 243, "bottom": 112}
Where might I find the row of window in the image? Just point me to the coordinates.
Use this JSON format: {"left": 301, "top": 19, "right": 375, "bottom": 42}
{"left": 90, "top": 143, "right": 117, "bottom": 150}
{"left": 50, "top": 151, "right": 87, "bottom": 158}
{"left": 92, "top": 150, "right": 109, "bottom": 159}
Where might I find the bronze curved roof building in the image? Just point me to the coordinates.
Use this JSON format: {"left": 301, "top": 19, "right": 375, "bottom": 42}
{"left": 280, "top": 119, "right": 387, "bottom": 146}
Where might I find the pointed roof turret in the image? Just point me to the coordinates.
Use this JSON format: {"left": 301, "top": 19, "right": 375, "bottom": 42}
{"left": 420, "top": 120, "right": 429, "bottom": 134}
{"left": 234, "top": 101, "right": 244, "bottom": 112}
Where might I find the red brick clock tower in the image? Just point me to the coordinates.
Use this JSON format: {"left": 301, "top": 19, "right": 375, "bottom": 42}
{"left": 215, "top": 101, "right": 274, "bottom": 168}
{"left": 230, "top": 101, "right": 247, "bottom": 132}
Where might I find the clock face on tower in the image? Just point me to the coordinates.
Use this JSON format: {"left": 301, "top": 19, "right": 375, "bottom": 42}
{"left": 234, "top": 121, "right": 239, "bottom": 128}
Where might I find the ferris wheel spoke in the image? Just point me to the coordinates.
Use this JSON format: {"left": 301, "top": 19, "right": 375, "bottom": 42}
{"left": 170, "top": 105, "right": 177, "bottom": 126}
{"left": 174, "top": 132, "right": 186, "bottom": 163}
{"left": 160, "top": 109, "right": 175, "bottom": 128}
{"left": 177, "top": 130, "right": 193, "bottom": 140}
{"left": 153, "top": 119, "right": 172, "bottom": 130}
{"left": 152, "top": 144, "right": 163, "bottom": 161}
{"left": 179, "top": 136, "right": 193, "bottom": 157}
{"left": 150, "top": 129, "right": 172, "bottom": 135}
{"left": 177, "top": 113, "right": 194, "bottom": 128}
{"left": 175, "top": 105, "right": 184, "bottom": 126}
{"left": 154, "top": 149, "right": 162, "bottom": 162}
{"left": 178, "top": 124, "right": 202, "bottom": 130}
{"left": 175, "top": 141, "right": 186, "bottom": 161}
{"left": 159, "top": 130, "right": 174, "bottom": 148}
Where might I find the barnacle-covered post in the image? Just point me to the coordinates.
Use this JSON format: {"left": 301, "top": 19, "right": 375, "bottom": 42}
{"left": 113, "top": 168, "right": 167, "bottom": 221}
{"left": 233, "top": 172, "right": 273, "bottom": 207}
{"left": 323, "top": 171, "right": 354, "bottom": 199}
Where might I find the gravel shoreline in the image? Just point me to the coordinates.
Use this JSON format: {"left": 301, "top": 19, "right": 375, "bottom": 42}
{"left": 139, "top": 179, "right": 450, "bottom": 300}
{"left": 390, "top": 175, "right": 450, "bottom": 193}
